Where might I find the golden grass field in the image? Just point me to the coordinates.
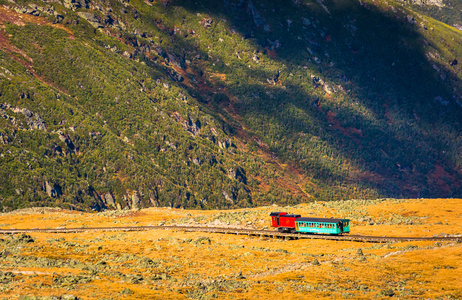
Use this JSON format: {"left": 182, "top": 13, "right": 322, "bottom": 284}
{"left": 0, "top": 198, "right": 461, "bottom": 299}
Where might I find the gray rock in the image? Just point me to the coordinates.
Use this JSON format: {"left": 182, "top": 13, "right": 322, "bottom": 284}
{"left": 19, "top": 91, "right": 29, "bottom": 99}
{"left": 28, "top": 115, "right": 47, "bottom": 131}
{"left": 167, "top": 53, "right": 185, "bottom": 69}
{"left": 153, "top": 46, "right": 168, "bottom": 60}
{"left": 20, "top": 108, "right": 33, "bottom": 118}
{"left": 0, "top": 133, "right": 11, "bottom": 145}
{"left": 63, "top": 0, "right": 89, "bottom": 10}
{"left": 202, "top": 17, "right": 213, "bottom": 28}
{"left": 188, "top": 116, "right": 201, "bottom": 135}
{"left": 104, "top": 192, "right": 115, "bottom": 208}
{"left": 227, "top": 167, "right": 247, "bottom": 184}
{"left": 132, "top": 192, "right": 141, "bottom": 209}
{"left": 218, "top": 138, "right": 234, "bottom": 149}
{"left": 222, "top": 191, "right": 236, "bottom": 204}
{"left": 407, "top": 15, "right": 416, "bottom": 24}
{"left": 77, "top": 12, "right": 102, "bottom": 28}
{"left": 45, "top": 181, "right": 61, "bottom": 198}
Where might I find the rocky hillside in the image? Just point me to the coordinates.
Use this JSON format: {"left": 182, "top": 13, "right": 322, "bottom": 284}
{"left": 396, "top": 0, "right": 462, "bottom": 29}
{"left": 1, "top": 0, "right": 462, "bottom": 211}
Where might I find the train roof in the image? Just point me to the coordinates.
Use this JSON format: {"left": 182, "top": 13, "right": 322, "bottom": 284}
{"left": 269, "top": 212, "right": 301, "bottom": 218}
{"left": 269, "top": 212, "right": 286, "bottom": 216}
{"left": 281, "top": 214, "right": 301, "bottom": 218}
{"left": 296, "top": 217, "right": 349, "bottom": 223}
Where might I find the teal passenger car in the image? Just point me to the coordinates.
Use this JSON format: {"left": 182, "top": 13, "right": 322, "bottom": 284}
{"left": 295, "top": 217, "right": 350, "bottom": 235}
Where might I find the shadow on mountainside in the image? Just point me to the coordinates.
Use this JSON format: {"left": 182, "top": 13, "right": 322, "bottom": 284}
{"left": 165, "top": 0, "right": 462, "bottom": 198}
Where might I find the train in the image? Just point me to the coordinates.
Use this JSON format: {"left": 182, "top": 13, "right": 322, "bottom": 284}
{"left": 270, "top": 212, "right": 350, "bottom": 235}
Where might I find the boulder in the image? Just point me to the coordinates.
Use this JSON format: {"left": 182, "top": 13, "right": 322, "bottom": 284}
{"left": 45, "top": 181, "right": 61, "bottom": 198}
{"left": 104, "top": 192, "right": 115, "bottom": 208}
{"left": 201, "top": 17, "right": 213, "bottom": 28}
{"left": 187, "top": 116, "right": 201, "bottom": 135}
{"left": 63, "top": 0, "right": 89, "bottom": 10}
{"left": 218, "top": 138, "right": 234, "bottom": 149}
{"left": 192, "top": 158, "right": 201, "bottom": 166}
{"left": 131, "top": 192, "right": 141, "bottom": 209}
{"left": 153, "top": 46, "right": 168, "bottom": 60}
{"left": 227, "top": 167, "right": 247, "bottom": 184}
{"left": 167, "top": 53, "right": 185, "bottom": 69}
{"left": 58, "top": 133, "right": 75, "bottom": 150}
{"left": 222, "top": 190, "right": 236, "bottom": 204}
{"left": 77, "top": 12, "right": 102, "bottom": 28}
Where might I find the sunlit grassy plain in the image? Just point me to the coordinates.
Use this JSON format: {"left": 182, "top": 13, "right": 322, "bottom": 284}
{"left": 0, "top": 198, "right": 461, "bottom": 299}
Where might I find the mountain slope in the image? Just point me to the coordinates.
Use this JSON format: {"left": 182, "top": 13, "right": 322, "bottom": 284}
{"left": 1, "top": 0, "right": 462, "bottom": 211}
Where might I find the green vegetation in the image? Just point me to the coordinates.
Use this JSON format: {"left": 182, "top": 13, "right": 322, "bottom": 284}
{"left": 0, "top": 0, "right": 462, "bottom": 210}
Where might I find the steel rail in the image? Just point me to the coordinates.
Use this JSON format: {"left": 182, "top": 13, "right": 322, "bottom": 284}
{"left": 0, "top": 226, "right": 460, "bottom": 243}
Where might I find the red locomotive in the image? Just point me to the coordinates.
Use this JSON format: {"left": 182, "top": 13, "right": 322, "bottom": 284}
{"left": 270, "top": 212, "right": 301, "bottom": 233}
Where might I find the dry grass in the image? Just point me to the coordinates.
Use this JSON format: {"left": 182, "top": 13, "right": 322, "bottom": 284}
{"left": 0, "top": 198, "right": 461, "bottom": 299}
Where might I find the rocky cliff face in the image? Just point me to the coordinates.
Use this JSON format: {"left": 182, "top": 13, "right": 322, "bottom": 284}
{"left": 0, "top": 0, "right": 461, "bottom": 211}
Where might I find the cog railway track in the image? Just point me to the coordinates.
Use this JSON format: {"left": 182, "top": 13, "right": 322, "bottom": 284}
{"left": 0, "top": 226, "right": 460, "bottom": 243}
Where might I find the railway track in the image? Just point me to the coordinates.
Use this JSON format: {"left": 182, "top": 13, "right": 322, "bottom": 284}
{"left": 0, "top": 225, "right": 460, "bottom": 243}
